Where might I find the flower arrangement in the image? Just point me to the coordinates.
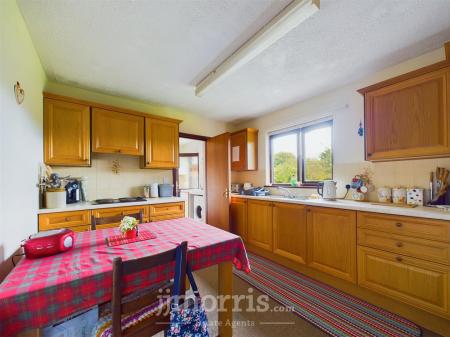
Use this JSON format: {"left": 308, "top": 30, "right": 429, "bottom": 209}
{"left": 119, "top": 216, "right": 138, "bottom": 237}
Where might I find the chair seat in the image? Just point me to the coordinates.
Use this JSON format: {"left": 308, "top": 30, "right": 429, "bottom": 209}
{"left": 91, "top": 297, "right": 170, "bottom": 337}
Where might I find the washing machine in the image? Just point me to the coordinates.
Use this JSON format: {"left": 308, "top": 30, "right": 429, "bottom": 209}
{"left": 192, "top": 194, "right": 206, "bottom": 222}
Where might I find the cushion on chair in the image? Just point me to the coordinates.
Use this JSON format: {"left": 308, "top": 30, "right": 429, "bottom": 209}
{"left": 91, "top": 297, "right": 170, "bottom": 337}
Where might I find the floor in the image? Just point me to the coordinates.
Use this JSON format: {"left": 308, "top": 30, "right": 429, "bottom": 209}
{"left": 159, "top": 265, "right": 442, "bottom": 337}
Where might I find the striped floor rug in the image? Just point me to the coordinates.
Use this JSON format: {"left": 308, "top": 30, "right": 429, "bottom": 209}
{"left": 234, "top": 253, "right": 422, "bottom": 337}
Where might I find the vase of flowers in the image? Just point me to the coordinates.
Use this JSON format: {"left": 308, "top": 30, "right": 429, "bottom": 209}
{"left": 119, "top": 216, "right": 139, "bottom": 239}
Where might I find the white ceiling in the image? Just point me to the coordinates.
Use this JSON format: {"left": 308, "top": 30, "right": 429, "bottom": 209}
{"left": 18, "top": 0, "right": 450, "bottom": 122}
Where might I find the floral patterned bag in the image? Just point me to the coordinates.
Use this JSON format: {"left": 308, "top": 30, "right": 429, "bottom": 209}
{"left": 166, "top": 260, "right": 209, "bottom": 337}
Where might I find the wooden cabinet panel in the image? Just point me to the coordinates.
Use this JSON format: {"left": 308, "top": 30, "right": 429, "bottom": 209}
{"left": 273, "top": 202, "right": 307, "bottom": 264}
{"left": 230, "top": 197, "right": 247, "bottom": 241}
{"left": 363, "top": 68, "right": 450, "bottom": 161}
{"left": 39, "top": 210, "right": 90, "bottom": 231}
{"left": 358, "top": 212, "right": 450, "bottom": 242}
{"left": 149, "top": 202, "right": 184, "bottom": 220}
{"left": 358, "top": 246, "right": 450, "bottom": 317}
{"left": 230, "top": 128, "right": 258, "bottom": 171}
{"left": 92, "top": 206, "right": 149, "bottom": 230}
{"left": 44, "top": 98, "right": 90, "bottom": 166}
{"left": 92, "top": 108, "right": 144, "bottom": 155}
{"left": 307, "top": 207, "right": 357, "bottom": 283}
{"left": 247, "top": 200, "right": 273, "bottom": 251}
{"left": 143, "top": 118, "right": 179, "bottom": 169}
{"left": 358, "top": 228, "right": 450, "bottom": 265}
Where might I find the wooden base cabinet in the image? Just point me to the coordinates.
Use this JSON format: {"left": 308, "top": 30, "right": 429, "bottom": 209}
{"left": 247, "top": 200, "right": 273, "bottom": 251}
{"left": 307, "top": 207, "right": 357, "bottom": 283}
{"left": 273, "top": 202, "right": 307, "bottom": 264}
{"left": 358, "top": 246, "right": 450, "bottom": 318}
{"left": 230, "top": 197, "right": 247, "bottom": 241}
{"left": 91, "top": 206, "right": 150, "bottom": 230}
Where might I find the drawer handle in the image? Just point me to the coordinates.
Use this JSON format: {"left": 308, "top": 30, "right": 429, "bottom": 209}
{"left": 396, "top": 242, "right": 403, "bottom": 248}
{"left": 65, "top": 217, "right": 70, "bottom": 221}
{"left": 395, "top": 222, "right": 403, "bottom": 228}
{"left": 395, "top": 256, "right": 403, "bottom": 262}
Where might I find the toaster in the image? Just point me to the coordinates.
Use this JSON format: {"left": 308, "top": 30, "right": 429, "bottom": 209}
{"left": 23, "top": 228, "right": 75, "bottom": 259}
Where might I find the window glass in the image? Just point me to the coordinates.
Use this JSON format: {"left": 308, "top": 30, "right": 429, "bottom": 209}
{"left": 179, "top": 155, "right": 199, "bottom": 189}
{"left": 303, "top": 124, "right": 332, "bottom": 182}
{"left": 269, "top": 121, "right": 332, "bottom": 185}
{"left": 271, "top": 133, "right": 298, "bottom": 184}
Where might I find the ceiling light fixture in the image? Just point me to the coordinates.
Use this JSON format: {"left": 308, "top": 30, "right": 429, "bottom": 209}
{"left": 195, "top": 0, "right": 320, "bottom": 96}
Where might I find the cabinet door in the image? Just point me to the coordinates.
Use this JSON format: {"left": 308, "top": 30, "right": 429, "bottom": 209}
{"left": 144, "top": 117, "right": 179, "bottom": 168}
{"left": 307, "top": 207, "right": 357, "bottom": 283}
{"left": 365, "top": 68, "right": 450, "bottom": 161}
{"left": 39, "top": 210, "right": 91, "bottom": 231}
{"left": 247, "top": 200, "right": 273, "bottom": 251}
{"left": 92, "top": 206, "right": 149, "bottom": 230}
{"left": 92, "top": 108, "right": 144, "bottom": 155}
{"left": 273, "top": 202, "right": 307, "bottom": 264}
{"left": 358, "top": 246, "right": 450, "bottom": 318}
{"left": 230, "top": 197, "right": 247, "bottom": 241}
{"left": 149, "top": 202, "right": 184, "bottom": 221}
{"left": 44, "top": 98, "right": 90, "bottom": 166}
{"left": 230, "top": 129, "right": 258, "bottom": 171}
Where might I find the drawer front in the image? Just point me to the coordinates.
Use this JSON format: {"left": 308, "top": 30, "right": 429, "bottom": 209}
{"left": 70, "top": 225, "right": 91, "bottom": 232}
{"left": 149, "top": 202, "right": 184, "bottom": 217}
{"left": 39, "top": 211, "right": 90, "bottom": 231}
{"left": 92, "top": 206, "right": 149, "bottom": 228}
{"left": 150, "top": 213, "right": 184, "bottom": 222}
{"left": 358, "top": 246, "right": 450, "bottom": 317}
{"left": 358, "top": 212, "right": 450, "bottom": 242}
{"left": 358, "top": 229, "right": 450, "bottom": 265}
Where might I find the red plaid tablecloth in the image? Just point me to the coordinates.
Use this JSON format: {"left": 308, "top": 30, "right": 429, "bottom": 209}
{"left": 0, "top": 218, "right": 250, "bottom": 337}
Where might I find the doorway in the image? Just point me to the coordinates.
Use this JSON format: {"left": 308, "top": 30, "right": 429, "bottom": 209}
{"left": 176, "top": 134, "right": 207, "bottom": 222}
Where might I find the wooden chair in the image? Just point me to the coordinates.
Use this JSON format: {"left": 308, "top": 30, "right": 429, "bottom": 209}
{"left": 93, "top": 241, "right": 188, "bottom": 337}
{"left": 91, "top": 211, "right": 143, "bottom": 231}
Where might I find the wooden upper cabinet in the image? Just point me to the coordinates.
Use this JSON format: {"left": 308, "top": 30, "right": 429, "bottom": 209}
{"left": 230, "top": 128, "right": 258, "bottom": 171}
{"left": 143, "top": 117, "right": 179, "bottom": 169}
{"left": 273, "top": 202, "right": 307, "bottom": 264}
{"left": 44, "top": 98, "right": 91, "bottom": 166}
{"left": 92, "top": 108, "right": 144, "bottom": 155}
{"left": 247, "top": 200, "right": 273, "bottom": 251}
{"left": 359, "top": 66, "right": 450, "bottom": 161}
{"left": 307, "top": 207, "right": 357, "bottom": 283}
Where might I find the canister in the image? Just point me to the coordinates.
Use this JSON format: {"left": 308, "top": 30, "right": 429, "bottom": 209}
{"left": 392, "top": 187, "right": 407, "bottom": 204}
{"left": 45, "top": 188, "right": 67, "bottom": 209}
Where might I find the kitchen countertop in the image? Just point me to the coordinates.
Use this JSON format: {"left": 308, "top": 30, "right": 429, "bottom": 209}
{"left": 37, "top": 197, "right": 185, "bottom": 214}
{"left": 231, "top": 194, "right": 450, "bottom": 221}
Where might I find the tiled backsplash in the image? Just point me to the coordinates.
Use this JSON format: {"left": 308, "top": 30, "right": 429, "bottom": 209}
{"left": 233, "top": 158, "right": 450, "bottom": 202}
{"left": 53, "top": 153, "right": 172, "bottom": 201}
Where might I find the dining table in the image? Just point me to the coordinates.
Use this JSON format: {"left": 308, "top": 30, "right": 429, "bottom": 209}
{"left": 0, "top": 217, "right": 250, "bottom": 337}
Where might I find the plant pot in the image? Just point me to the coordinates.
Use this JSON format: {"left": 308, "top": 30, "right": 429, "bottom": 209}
{"left": 125, "top": 228, "right": 138, "bottom": 239}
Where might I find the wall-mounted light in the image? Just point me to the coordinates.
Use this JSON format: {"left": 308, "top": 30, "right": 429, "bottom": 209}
{"left": 14, "top": 81, "right": 25, "bottom": 104}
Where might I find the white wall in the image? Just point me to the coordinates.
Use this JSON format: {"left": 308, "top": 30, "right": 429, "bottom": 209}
{"left": 231, "top": 46, "right": 450, "bottom": 200}
{"left": 0, "top": 0, "right": 47, "bottom": 260}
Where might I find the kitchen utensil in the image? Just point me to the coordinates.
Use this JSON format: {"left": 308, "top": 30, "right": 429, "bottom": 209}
{"left": 377, "top": 187, "right": 392, "bottom": 203}
{"left": 317, "top": 180, "right": 337, "bottom": 200}
{"left": 392, "top": 188, "right": 407, "bottom": 204}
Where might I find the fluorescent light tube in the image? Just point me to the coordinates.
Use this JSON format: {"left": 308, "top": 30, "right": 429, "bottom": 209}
{"left": 195, "top": 0, "right": 320, "bottom": 96}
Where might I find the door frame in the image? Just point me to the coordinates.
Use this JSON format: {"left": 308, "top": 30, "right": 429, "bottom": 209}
{"left": 172, "top": 133, "right": 209, "bottom": 196}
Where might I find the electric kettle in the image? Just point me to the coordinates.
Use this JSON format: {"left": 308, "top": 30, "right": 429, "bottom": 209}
{"left": 317, "top": 180, "right": 337, "bottom": 200}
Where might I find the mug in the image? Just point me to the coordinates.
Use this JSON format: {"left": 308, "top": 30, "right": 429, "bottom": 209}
{"left": 392, "top": 188, "right": 407, "bottom": 204}
{"left": 377, "top": 187, "right": 392, "bottom": 203}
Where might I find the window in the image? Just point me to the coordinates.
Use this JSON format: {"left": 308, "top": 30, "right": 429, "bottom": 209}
{"left": 179, "top": 154, "right": 199, "bottom": 189}
{"left": 270, "top": 120, "right": 332, "bottom": 185}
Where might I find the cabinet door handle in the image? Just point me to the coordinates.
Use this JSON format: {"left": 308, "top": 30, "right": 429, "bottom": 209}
{"left": 396, "top": 242, "right": 403, "bottom": 247}
{"left": 395, "top": 256, "right": 403, "bottom": 262}
{"left": 367, "top": 153, "right": 372, "bottom": 157}
{"left": 65, "top": 217, "right": 70, "bottom": 221}
{"left": 395, "top": 222, "right": 403, "bottom": 228}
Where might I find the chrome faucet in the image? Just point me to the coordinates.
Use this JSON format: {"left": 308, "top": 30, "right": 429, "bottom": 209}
{"left": 276, "top": 186, "right": 296, "bottom": 199}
